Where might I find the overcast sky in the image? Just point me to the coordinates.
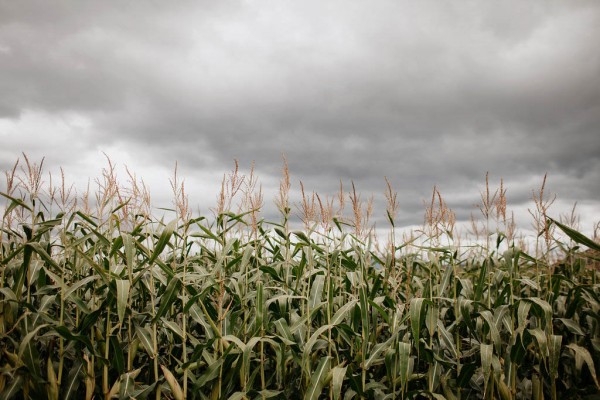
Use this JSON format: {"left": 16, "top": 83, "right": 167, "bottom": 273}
{"left": 1, "top": 1, "right": 599, "bottom": 234}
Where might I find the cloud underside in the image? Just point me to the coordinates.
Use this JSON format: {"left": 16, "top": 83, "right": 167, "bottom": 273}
{"left": 1, "top": 1, "right": 599, "bottom": 226}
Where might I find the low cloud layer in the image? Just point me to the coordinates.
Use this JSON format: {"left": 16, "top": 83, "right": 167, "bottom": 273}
{"left": 1, "top": 1, "right": 599, "bottom": 231}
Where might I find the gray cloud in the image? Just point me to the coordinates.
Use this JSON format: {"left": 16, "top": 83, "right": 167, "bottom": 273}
{"left": 1, "top": 0, "right": 599, "bottom": 230}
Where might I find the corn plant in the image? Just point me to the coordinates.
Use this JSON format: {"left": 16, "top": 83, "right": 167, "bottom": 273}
{"left": 0, "top": 155, "right": 599, "bottom": 400}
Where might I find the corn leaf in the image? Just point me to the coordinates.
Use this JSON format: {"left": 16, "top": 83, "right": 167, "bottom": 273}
{"left": 305, "top": 356, "right": 331, "bottom": 400}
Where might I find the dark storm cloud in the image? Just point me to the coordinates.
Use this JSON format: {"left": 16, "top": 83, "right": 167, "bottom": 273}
{"left": 1, "top": 0, "right": 599, "bottom": 227}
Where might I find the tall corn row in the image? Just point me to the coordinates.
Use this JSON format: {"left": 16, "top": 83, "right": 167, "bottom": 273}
{"left": 0, "top": 157, "right": 599, "bottom": 399}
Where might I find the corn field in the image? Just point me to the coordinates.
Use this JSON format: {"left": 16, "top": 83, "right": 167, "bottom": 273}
{"left": 0, "top": 156, "right": 599, "bottom": 399}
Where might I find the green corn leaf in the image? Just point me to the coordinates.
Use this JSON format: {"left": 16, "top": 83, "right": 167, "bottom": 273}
{"left": 510, "top": 332, "right": 528, "bottom": 365}
{"left": 459, "top": 299, "right": 476, "bottom": 334}
{"left": 110, "top": 335, "right": 125, "bottom": 375}
{"left": 116, "top": 279, "right": 130, "bottom": 324}
{"left": 274, "top": 318, "right": 295, "bottom": 344}
{"left": 54, "top": 326, "right": 96, "bottom": 355}
{"left": 259, "top": 265, "right": 283, "bottom": 283}
{"left": 256, "top": 281, "right": 265, "bottom": 330}
{"left": 479, "top": 310, "right": 501, "bottom": 350}
{"left": 0, "top": 244, "right": 24, "bottom": 268}
{"left": 221, "top": 334, "right": 247, "bottom": 352}
{"left": 550, "top": 218, "right": 600, "bottom": 252}
{"left": 526, "top": 297, "right": 552, "bottom": 329}
{"left": 0, "top": 192, "right": 32, "bottom": 212}
{"left": 528, "top": 328, "right": 548, "bottom": 360}
{"left": 474, "top": 259, "right": 488, "bottom": 302}
{"left": 365, "top": 336, "right": 394, "bottom": 369}
{"left": 120, "top": 369, "right": 142, "bottom": 399}
{"left": 369, "top": 298, "right": 391, "bottom": 325}
{"left": 556, "top": 318, "right": 585, "bottom": 336}
{"left": 135, "top": 325, "right": 156, "bottom": 358}
{"left": 385, "top": 349, "right": 397, "bottom": 383}
{"left": 428, "top": 360, "right": 442, "bottom": 394}
{"left": 309, "top": 274, "right": 325, "bottom": 310}
{"left": 87, "top": 226, "right": 111, "bottom": 246}
{"left": 188, "top": 303, "right": 215, "bottom": 339}
{"left": 331, "top": 365, "right": 347, "bottom": 400}
{"left": 549, "top": 335, "right": 562, "bottom": 378}
{"left": 437, "top": 320, "right": 457, "bottom": 359}
{"left": 304, "top": 324, "right": 332, "bottom": 357}
{"left": 122, "top": 233, "right": 136, "bottom": 269}
{"left": 294, "top": 231, "right": 311, "bottom": 245}
{"left": 331, "top": 299, "right": 358, "bottom": 326}
{"left": 63, "top": 275, "right": 98, "bottom": 300}
{"left": 517, "top": 278, "right": 540, "bottom": 291}
{"left": 200, "top": 223, "right": 226, "bottom": 244}
{"left": 149, "top": 219, "right": 177, "bottom": 265}
{"left": 480, "top": 343, "right": 493, "bottom": 394}
{"left": 566, "top": 343, "right": 600, "bottom": 389}
{"left": 73, "top": 247, "right": 110, "bottom": 284}
{"left": 426, "top": 305, "right": 438, "bottom": 339}
{"left": 153, "top": 276, "right": 180, "bottom": 323}
{"left": 410, "top": 298, "right": 427, "bottom": 348}
{"left": 439, "top": 264, "right": 454, "bottom": 297}
{"left": 18, "top": 322, "right": 48, "bottom": 363}
{"left": 398, "top": 342, "right": 411, "bottom": 390}
{"left": 359, "top": 283, "right": 369, "bottom": 334}
{"left": 25, "top": 242, "right": 59, "bottom": 270}
{"left": 517, "top": 301, "right": 531, "bottom": 329}
{"left": 162, "top": 318, "right": 184, "bottom": 339}
{"left": 109, "top": 235, "right": 124, "bottom": 258}
{"left": 305, "top": 356, "right": 331, "bottom": 400}
{"left": 130, "top": 382, "right": 157, "bottom": 399}
{"left": 31, "top": 294, "right": 56, "bottom": 326}
{"left": 241, "top": 336, "right": 261, "bottom": 382}
{"left": 195, "top": 358, "right": 224, "bottom": 388}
